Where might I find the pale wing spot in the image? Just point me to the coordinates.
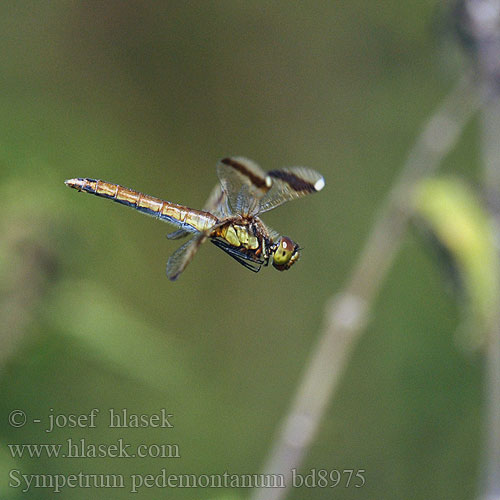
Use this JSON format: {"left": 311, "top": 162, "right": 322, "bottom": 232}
{"left": 314, "top": 177, "right": 325, "bottom": 191}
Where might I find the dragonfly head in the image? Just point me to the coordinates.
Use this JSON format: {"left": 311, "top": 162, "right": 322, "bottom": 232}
{"left": 272, "top": 236, "right": 300, "bottom": 271}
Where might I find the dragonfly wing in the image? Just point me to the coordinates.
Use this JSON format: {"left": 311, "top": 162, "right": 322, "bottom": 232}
{"left": 216, "top": 157, "right": 271, "bottom": 215}
{"left": 166, "top": 234, "right": 206, "bottom": 281}
{"left": 258, "top": 167, "right": 325, "bottom": 213}
{"left": 202, "top": 183, "right": 231, "bottom": 218}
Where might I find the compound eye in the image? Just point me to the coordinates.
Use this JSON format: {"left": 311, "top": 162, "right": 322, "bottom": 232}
{"left": 273, "top": 236, "right": 295, "bottom": 266}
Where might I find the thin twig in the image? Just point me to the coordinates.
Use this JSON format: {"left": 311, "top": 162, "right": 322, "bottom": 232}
{"left": 473, "top": 1, "right": 500, "bottom": 496}
{"left": 479, "top": 77, "right": 500, "bottom": 500}
{"left": 477, "top": 92, "right": 500, "bottom": 500}
{"left": 482, "top": 316, "right": 500, "bottom": 500}
{"left": 250, "top": 74, "right": 481, "bottom": 500}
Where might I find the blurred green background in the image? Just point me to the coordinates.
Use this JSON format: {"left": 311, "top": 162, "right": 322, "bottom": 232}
{"left": 0, "top": 1, "right": 484, "bottom": 499}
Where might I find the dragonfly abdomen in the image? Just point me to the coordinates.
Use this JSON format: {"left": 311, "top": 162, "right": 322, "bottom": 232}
{"left": 64, "top": 178, "right": 217, "bottom": 233}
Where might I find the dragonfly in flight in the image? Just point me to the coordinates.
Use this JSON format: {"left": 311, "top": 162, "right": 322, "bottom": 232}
{"left": 65, "top": 157, "right": 325, "bottom": 280}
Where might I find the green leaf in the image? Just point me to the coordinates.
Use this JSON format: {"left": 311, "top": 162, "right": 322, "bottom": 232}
{"left": 413, "top": 177, "right": 499, "bottom": 349}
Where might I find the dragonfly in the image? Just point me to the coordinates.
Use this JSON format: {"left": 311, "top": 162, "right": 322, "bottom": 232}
{"left": 65, "top": 157, "right": 325, "bottom": 281}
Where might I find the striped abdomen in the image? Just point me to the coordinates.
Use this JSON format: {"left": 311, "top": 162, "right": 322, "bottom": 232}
{"left": 65, "top": 178, "right": 218, "bottom": 234}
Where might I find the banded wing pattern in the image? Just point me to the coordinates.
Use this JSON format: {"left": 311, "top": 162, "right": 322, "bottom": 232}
{"left": 216, "top": 157, "right": 325, "bottom": 215}
{"left": 216, "top": 157, "right": 271, "bottom": 216}
{"left": 259, "top": 167, "right": 325, "bottom": 213}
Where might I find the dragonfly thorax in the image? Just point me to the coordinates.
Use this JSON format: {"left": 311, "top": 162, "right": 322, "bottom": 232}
{"left": 215, "top": 221, "right": 262, "bottom": 251}
{"left": 212, "top": 220, "right": 300, "bottom": 272}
